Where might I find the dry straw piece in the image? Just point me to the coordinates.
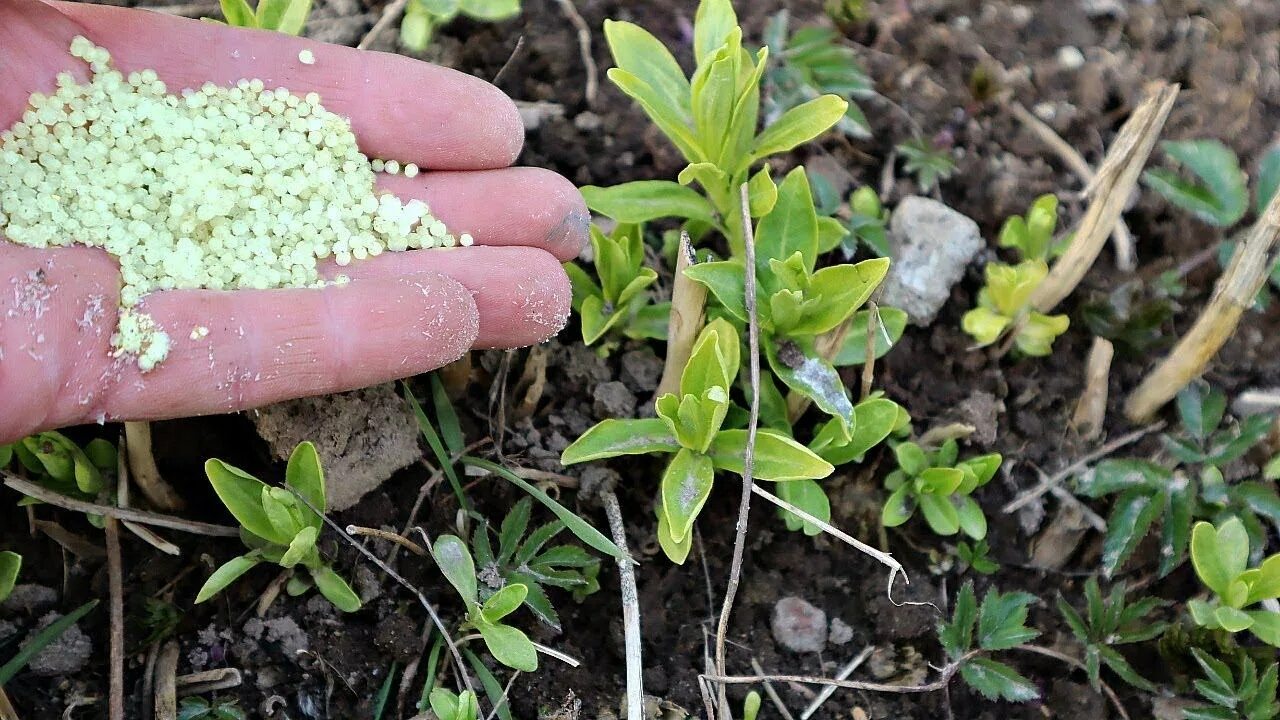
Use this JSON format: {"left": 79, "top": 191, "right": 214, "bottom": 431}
{"left": 0, "top": 37, "right": 461, "bottom": 371}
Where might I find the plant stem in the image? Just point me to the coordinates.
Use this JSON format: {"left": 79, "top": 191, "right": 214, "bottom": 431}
{"left": 657, "top": 232, "right": 709, "bottom": 397}
{"left": 602, "top": 489, "right": 644, "bottom": 720}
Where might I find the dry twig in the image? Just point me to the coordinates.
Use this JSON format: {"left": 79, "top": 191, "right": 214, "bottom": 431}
{"left": 801, "top": 646, "right": 875, "bottom": 720}
{"left": 601, "top": 490, "right": 644, "bottom": 720}
{"left": 553, "top": 0, "right": 598, "bottom": 106}
{"left": 750, "top": 658, "right": 796, "bottom": 720}
{"left": 105, "top": 513, "right": 125, "bottom": 720}
{"left": 124, "top": 421, "right": 185, "bottom": 511}
{"left": 154, "top": 641, "right": 180, "bottom": 720}
{"left": 1126, "top": 188, "right": 1280, "bottom": 421}
{"left": 0, "top": 686, "right": 17, "bottom": 720}
{"left": 713, "top": 184, "right": 762, "bottom": 719}
{"left": 357, "top": 0, "right": 409, "bottom": 50}
{"left": 657, "top": 233, "right": 709, "bottom": 396}
{"left": 2, "top": 473, "right": 237, "bottom": 536}
{"left": 347, "top": 525, "right": 428, "bottom": 556}
{"left": 176, "top": 668, "right": 243, "bottom": 696}
{"left": 1071, "top": 337, "right": 1114, "bottom": 441}
{"left": 1001, "top": 423, "right": 1164, "bottom": 514}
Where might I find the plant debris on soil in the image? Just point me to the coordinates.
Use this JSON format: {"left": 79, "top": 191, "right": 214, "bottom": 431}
{"left": 7, "top": 0, "right": 1280, "bottom": 719}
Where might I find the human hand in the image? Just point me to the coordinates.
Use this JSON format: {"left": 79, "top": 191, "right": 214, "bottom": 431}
{"left": 0, "top": 0, "right": 587, "bottom": 443}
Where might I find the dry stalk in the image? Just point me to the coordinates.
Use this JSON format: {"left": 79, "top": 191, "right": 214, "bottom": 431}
{"left": 601, "top": 490, "right": 644, "bottom": 720}
{"left": 657, "top": 232, "right": 709, "bottom": 397}
{"left": 0, "top": 686, "right": 17, "bottom": 720}
{"left": 1009, "top": 101, "right": 1136, "bottom": 271}
{"left": 1126, "top": 188, "right": 1280, "bottom": 421}
{"left": 175, "top": 668, "right": 243, "bottom": 696}
{"left": 347, "top": 525, "right": 428, "bottom": 556}
{"left": 553, "top": 0, "right": 599, "bottom": 106}
{"left": 703, "top": 654, "right": 975, "bottom": 694}
{"left": 124, "top": 421, "right": 186, "bottom": 511}
{"left": 1071, "top": 337, "right": 1115, "bottom": 441}
{"left": 357, "top": 0, "right": 409, "bottom": 50}
{"left": 117, "top": 432, "right": 181, "bottom": 555}
{"left": 2, "top": 473, "right": 238, "bottom": 537}
{"left": 713, "top": 184, "right": 762, "bottom": 720}
{"left": 1030, "top": 82, "right": 1179, "bottom": 313}
{"left": 105, "top": 513, "right": 124, "bottom": 720}
{"left": 1001, "top": 422, "right": 1163, "bottom": 514}
{"left": 749, "top": 658, "right": 796, "bottom": 720}
{"left": 154, "top": 641, "right": 180, "bottom": 720}
{"left": 800, "top": 645, "right": 875, "bottom": 720}
{"left": 33, "top": 520, "right": 105, "bottom": 558}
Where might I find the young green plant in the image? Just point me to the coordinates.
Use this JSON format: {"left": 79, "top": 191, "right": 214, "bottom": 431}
{"left": 214, "top": 0, "right": 312, "bottom": 34}
{"left": 1056, "top": 579, "right": 1167, "bottom": 691}
{"left": 432, "top": 534, "right": 539, "bottom": 672}
{"left": 400, "top": 0, "right": 521, "bottom": 52}
{"left": 1183, "top": 649, "right": 1279, "bottom": 720}
{"left": 197, "top": 441, "right": 362, "bottom": 613}
{"left": 177, "top": 696, "right": 247, "bottom": 720}
{"left": 1187, "top": 517, "right": 1280, "bottom": 647}
{"left": 4, "top": 432, "right": 116, "bottom": 511}
{"left": 881, "top": 438, "right": 1002, "bottom": 540}
{"left": 566, "top": 223, "right": 668, "bottom": 351}
{"left": 762, "top": 10, "right": 872, "bottom": 141}
{"left": 562, "top": 318, "right": 834, "bottom": 563}
{"left": 0, "top": 551, "right": 19, "bottom": 603}
{"left": 938, "top": 581, "right": 1041, "bottom": 702}
{"left": 426, "top": 688, "right": 481, "bottom": 720}
{"left": 896, "top": 137, "right": 957, "bottom": 193}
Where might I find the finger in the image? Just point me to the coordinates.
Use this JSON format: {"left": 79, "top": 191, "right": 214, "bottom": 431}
{"left": 331, "top": 245, "right": 571, "bottom": 349}
{"left": 0, "top": 244, "right": 479, "bottom": 441}
{"left": 377, "top": 167, "right": 589, "bottom": 262}
{"left": 19, "top": 0, "right": 525, "bottom": 170}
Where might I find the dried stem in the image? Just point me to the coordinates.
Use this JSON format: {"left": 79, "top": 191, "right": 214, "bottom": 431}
{"left": 1014, "top": 645, "right": 1130, "bottom": 720}
{"left": 1001, "top": 422, "right": 1164, "bottom": 514}
{"left": 703, "top": 655, "right": 972, "bottom": 694}
{"left": 176, "top": 668, "right": 243, "bottom": 696}
{"left": 714, "top": 184, "right": 763, "bottom": 719}
{"left": 1009, "top": 101, "right": 1136, "bottom": 271}
{"left": 1126, "top": 187, "right": 1280, "bottom": 421}
{"left": 357, "top": 0, "right": 409, "bottom": 50}
{"left": 601, "top": 490, "right": 644, "bottom": 720}
{"left": 1030, "top": 82, "right": 1179, "bottom": 313}
{"left": 1071, "top": 337, "right": 1114, "bottom": 441}
{"left": 749, "top": 658, "right": 796, "bottom": 720}
{"left": 1, "top": 472, "right": 237, "bottom": 537}
{"left": 800, "top": 645, "right": 875, "bottom": 720}
{"left": 657, "top": 232, "right": 709, "bottom": 397}
{"left": 123, "top": 421, "right": 185, "bottom": 511}
{"left": 105, "top": 513, "right": 124, "bottom": 720}
{"left": 154, "top": 641, "right": 180, "bottom": 720}
{"left": 347, "top": 525, "right": 428, "bottom": 556}
{"left": 553, "top": 0, "right": 598, "bottom": 106}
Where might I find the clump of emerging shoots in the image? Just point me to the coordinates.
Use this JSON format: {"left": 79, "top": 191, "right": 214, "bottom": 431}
{"left": 0, "top": 37, "right": 464, "bottom": 371}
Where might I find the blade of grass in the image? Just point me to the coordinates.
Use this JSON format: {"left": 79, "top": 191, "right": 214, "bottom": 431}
{"left": 464, "top": 649, "right": 514, "bottom": 720}
{"left": 417, "top": 632, "right": 444, "bottom": 713}
{"left": 0, "top": 600, "right": 98, "bottom": 685}
{"left": 431, "top": 374, "right": 465, "bottom": 456}
{"left": 404, "top": 382, "right": 471, "bottom": 513}
{"left": 460, "top": 457, "right": 623, "bottom": 559}
{"left": 372, "top": 662, "right": 399, "bottom": 720}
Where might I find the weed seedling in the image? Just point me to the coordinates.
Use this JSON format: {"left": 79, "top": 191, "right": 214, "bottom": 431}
{"left": 472, "top": 498, "right": 601, "bottom": 631}
{"left": 762, "top": 10, "right": 872, "bottom": 141}
{"left": 566, "top": 223, "right": 668, "bottom": 351}
{"left": 562, "top": 319, "right": 834, "bottom": 562}
{"left": 1187, "top": 518, "right": 1280, "bottom": 647}
{"left": 432, "top": 534, "right": 538, "bottom": 672}
{"left": 400, "top": 0, "right": 521, "bottom": 52}
{"left": 842, "top": 186, "right": 891, "bottom": 257}
{"left": 938, "top": 581, "right": 1040, "bottom": 701}
{"left": 881, "top": 439, "right": 1002, "bottom": 540}
{"left": 5, "top": 432, "right": 116, "bottom": 511}
{"left": 197, "top": 442, "right": 362, "bottom": 613}
{"left": 1183, "top": 649, "right": 1279, "bottom": 720}
{"left": 896, "top": 137, "right": 957, "bottom": 193}
{"left": 0, "top": 600, "right": 99, "bottom": 686}
{"left": 1056, "top": 579, "right": 1167, "bottom": 691}
{"left": 956, "top": 540, "right": 999, "bottom": 575}
{"left": 426, "top": 688, "right": 481, "bottom": 720}
{"left": 214, "top": 0, "right": 312, "bottom": 34}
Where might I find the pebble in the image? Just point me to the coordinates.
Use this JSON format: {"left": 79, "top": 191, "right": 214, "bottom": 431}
{"left": 22, "top": 611, "right": 92, "bottom": 676}
{"left": 876, "top": 196, "right": 984, "bottom": 326}
{"left": 1057, "top": 46, "right": 1086, "bottom": 70}
{"left": 771, "top": 596, "right": 828, "bottom": 653}
{"left": 592, "top": 381, "right": 637, "bottom": 419}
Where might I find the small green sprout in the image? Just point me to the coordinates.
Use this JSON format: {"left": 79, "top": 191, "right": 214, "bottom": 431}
{"left": 825, "top": 0, "right": 870, "bottom": 25}
{"left": 566, "top": 223, "right": 668, "bottom": 351}
{"left": 896, "top": 137, "right": 957, "bottom": 193}
{"left": 427, "top": 688, "right": 481, "bottom": 720}
{"left": 881, "top": 439, "right": 1001, "bottom": 540}
{"left": 843, "top": 186, "right": 890, "bottom": 257}
{"left": 742, "top": 691, "right": 762, "bottom": 720}
{"left": 562, "top": 319, "right": 834, "bottom": 563}
{"left": 400, "top": 0, "right": 521, "bottom": 52}
{"left": 1076, "top": 383, "right": 1279, "bottom": 577}
{"left": 432, "top": 534, "right": 539, "bottom": 672}
{"left": 0, "top": 551, "right": 20, "bottom": 603}
{"left": 1056, "top": 579, "right": 1167, "bottom": 691}
{"left": 472, "top": 498, "right": 601, "bottom": 632}
{"left": 1187, "top": 518, "right": 1280, "bottom": 648}
{"left": 1143, "top": 140, "right": 1249, "bottom": 228}
{"left": 938, "top": 581, "right": 1040, "bottom": 702}
{"left": 962, "top": 195, "right": 1071, "bottom": 356}
{"left": 178, "top": 696, "right": 247, "bottom": 720}
{"left": 762, "top": 11, "right": 872, "bottom": 141}
{"left": 214, "top": 0, "right": 312, "bottom": 34}
{"left": 956, "top": 540, "right": 998, "bottom": 575}
{"left": 6, "top": 433, "right": 117, "bottom": 524}
{"left": 1183, "top": 649, "right": 1279, "bottom": 720}
{"left": 197, "top": 442, "right": 362, "bottom": 613}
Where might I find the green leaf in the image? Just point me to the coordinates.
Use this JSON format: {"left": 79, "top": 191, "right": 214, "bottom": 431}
{"left": 582, "top": 181, "right": 717, "bottom": 225}
{"left": 1192, "top": 518, "right": 1249, "bottom": 598}
{"left": 956, "top": 496, "right": 987, "bottom": 540}
{"left": 792, "top": 258, "right": 889, "bottom": 335}
{"left": 497, "top": 499, "right": 532, "bottom": 564}
{"left": 433, "top": 534, "right": 478, "bottom": 605}
{"left": 1100, "top": 489, "right": 1163, "bottom": 577}
{"left": 1246, "top": 610, "right": 1280, "bottom": 646}
{"left": 262, "top": 486, "right": 303, "bottom": 541}
{"left": 881, "top": 483, "right": 914, "bottom": 527}
{"left": 219, "top": 0, "right": 257, "bottom": 26}
{"left": 276, "top": 0, "right": 312, "bottom": 34}
{"left": 285, "top": 441, "right": 325, "bottom": 528}
{"left": 279, "top": 526, "right": 318, "bottom": 568}
{"left": 458, "top": 0, "right": 519, "bottom": 20}
{"left": 311, "top": 565, "right": 362, "bottom": 612}
{"left": 481, "top": 583, "right": 528, "bottom": 623}
{"left": 751, "top": 95, "right": 848, "bottom": 162}
{"left": 919, "top": 493, "right": 960, "bottom": 535}
{"left": 195, "top": 555, "right": 260, "bottom": 603}
{"left": 461, "top": 457, "right": 624, "bottom": 559}
{"left": 776, "top": 479, "right": 829, "bottom": 535}
{"left": 429, "top": 689, "right": 460, "bottom": 720}
{"left": 561, "top": 418, "right": 681, "bottom": 464}
{"left": 938, "top": 581, "right": 977, "bottom": 657}
{"left": 477, "top": 621, "right": 538, "bottom": 672}
{"left": 815, "top": 398, "right": 901, "bottom": 465}
{"left": 660, "top": 449, "right": 715, "bottom": 544}
{"left": 894, "top": 442, "right": 928, "bottom": 477}
{"left": 1097, "top": 645, "right": 1157, "bottom": 692}
{"left": 765, "top": 337, "right": 853, "bottom": 426}
{"left": 748, "top": 167, "right": 778, "bottom": 217}
{"left": 657, "top": 505, "right": 693, "bottom": 564}
{"left": 1213, "top": 606, "right": 1253, "bottom": 632}
{"left": 83, "top": 438, "right": 117, "bottom": 472}
{"left": 681, "top": 318, "right": 739, "bottom": 400}
{"left": 960, "top": 657, "right": 1039, "bottom": 702}
{"left": 205, "top": 459, "right": 291, "bottom": 545}
{"left": 693, "top": 0, "right": 737, "bottom": 64}
{"left": 1074, "top": 459, "right": 1167, "bottom": 497}
{"left": 977, "top": 589, "right": 1039, "bottom": 650}
{"left": 684, "top": 261, "right": 748, "bottom": 322}
{"left": 404, "top": 383, "right": 469, "bottom": 513}
{"left": 834, "top": 307, "right": 907, "bottom": 366}
{"left": 0, "top": 551, "right": 19, "bottom": 603}
{"left": 1257, "top": 146, "right": 1280, "bottom": 216}
{"left": 399, "top": 4, "right": 435, "bottom": 52}
{"left": 0, "top": 600, "right": 98, "bottom": 686}
{"left": 1142, "top": 140, "right": 1247, "bottom": 227}
{"left": 756, "top": 168, "right": 820, "bottom": 274}
{"left": 708, "top": 429, "right": 833, "bottom": 481}
{"left": 692, "top": 41, "right": 742, "bottom": 165}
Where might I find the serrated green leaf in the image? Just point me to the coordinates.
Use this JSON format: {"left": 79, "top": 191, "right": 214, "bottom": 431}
{"left": 939, "top": 581, "right": 977, "bottom": 657}
{"left": 977, "top": 588, "right": 1039, "bottom": 650}
{"left": 1143, "top": 139, "right": 1247, "bottom": 227}
{"left": 960, "top": 657, "right": 1039, "bottom": 702}
{"left": 1101, "top": 488, "right": 1163, "bottom": 577}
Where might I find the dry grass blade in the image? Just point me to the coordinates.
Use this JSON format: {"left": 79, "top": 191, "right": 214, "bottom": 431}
{"left": 1009, "top": 101, "right": 1136, "bottom": 271}
{"left": 346, "top": 525, "right": 428, "bottom": 556}
{"left": 154, "top": 641, "right": 180, "bottom": 720}
{"left": 602, "top": 490, "right": 644, "bottom": 720}
{"left": 703, "top": 658, "right": 967, "bottom": 694}
{"left": 175, "top": 668, "right": 243, "bottom": 696}
{"left": 358, "top": 0, "right": 409, "bottom": 50}
{"left": 124, "top": 421, "right": 185, "bottom": 511}
{"left": 1, "top": 473, "right": 238, "bottom": 537}
{"left": 1071, "top": 337, "right": 1114, "bottom": 441}
{"left": 713, "top": 184, "right": 763, "bottom": 720}
{"left": 105, "top": 514, "right": 124, "bottom": 720}
{"left": 553, "top": 0, "right": 598, "bottom": 106}
{"left": 657, "top": 232, "right": 709, "bottom": 397}
{"left": 0, "top": 686, "right": 17, "bottom": 720}
{"left": 118, "top": 432, "right": 181, "bottom": 555}
{"left": 1126, "top": 187, "right": 1280, "bottom": 421}
{"left": 1001, "top": 423, "right": 1163, "bottom": 514}
{"left": 1030, "top": 82, "right": 1179, "bottom": 313}
{"left": 750, "top": 658, "right": 796, "bottom": 720}
{"left": 33, "top": 520, "right": 105, "bottom": 559}
{"left": 801, "top": 646, "right": 875, "bottom": 720}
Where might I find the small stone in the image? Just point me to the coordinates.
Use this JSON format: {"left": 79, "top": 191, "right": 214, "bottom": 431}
{"left": 1057, "top": 46, "right": 1086, "bottom": 70}
{"left": 261, "top": 617, "right": 309, "bottom": 659}
{"left": 1, "top": 584, "right": 58, "bottom": 615}
{"left": 954, "top": 391, "right": 1002, "bottom": 446}
{"left": 876, "top": 196, "right": 983, "bottom": 326}
{"left": 620, "top": 348, "right": 663, "bottom": 392}
{"left": 592, "top": 381, "right": 637, "bottom": 419}
{"left": 573, "top": 111, "right": 602, "bottom": 132}
{"left": 771, "top": 596, "right": 827, "bottom": 653}
{"left": 829, "top": 617, "right": 854, "bottom": 645}
{"left": 22, "top": 611, "right": 92, "bottom": 676}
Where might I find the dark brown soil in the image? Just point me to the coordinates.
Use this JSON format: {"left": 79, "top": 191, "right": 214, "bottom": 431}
{"left": 7, "top": 0, "right": 1280, "bottom": 718}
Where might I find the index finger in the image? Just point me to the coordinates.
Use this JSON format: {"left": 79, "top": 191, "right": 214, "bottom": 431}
{"left": 25, "top": 0, "right": 526, "bottom": 170}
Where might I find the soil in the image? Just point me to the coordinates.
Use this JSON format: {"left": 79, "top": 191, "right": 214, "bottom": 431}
{"left": 6, "top": 0, "right": 1280, "bottom": 718}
